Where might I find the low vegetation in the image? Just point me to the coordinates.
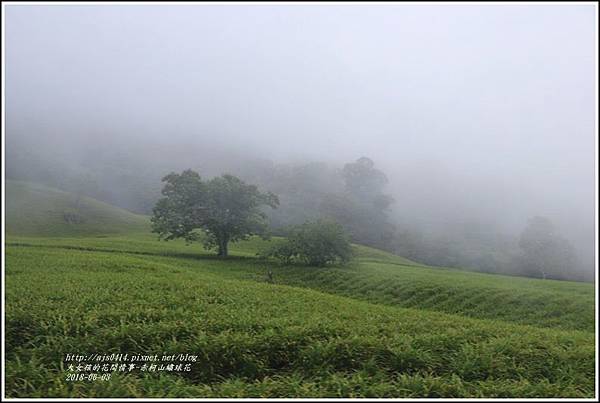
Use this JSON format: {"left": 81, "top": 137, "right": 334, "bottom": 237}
{"left": 5, "top": 245, "right": 595, "bottom": 398}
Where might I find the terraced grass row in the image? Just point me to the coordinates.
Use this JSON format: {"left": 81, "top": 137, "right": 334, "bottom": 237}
{"left": 5, "top": 246, "right": 595, "bottom": 398}
{"left": 261, "top": 262, "right": 594, "bottom": 332}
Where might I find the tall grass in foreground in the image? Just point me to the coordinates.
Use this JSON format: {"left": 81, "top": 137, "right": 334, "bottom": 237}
{"left": 5, "top": 245, "right": 595, "bottom": 398}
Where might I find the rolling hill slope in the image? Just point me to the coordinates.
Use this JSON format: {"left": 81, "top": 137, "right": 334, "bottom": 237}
{"left": 5, "top": 180, "right": 149, "bottom": 236}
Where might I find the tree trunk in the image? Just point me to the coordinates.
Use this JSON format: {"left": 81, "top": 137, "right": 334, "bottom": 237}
{"left": 217, "top": 236, "right": 229, "bottom": 257}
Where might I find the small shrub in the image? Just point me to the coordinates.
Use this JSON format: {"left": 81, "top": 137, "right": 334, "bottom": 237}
{"left": 263, "top": 220, "right": 353, "bottom": 266}
{"left": 63, "top": 210, "right": 84, "bottom": 224}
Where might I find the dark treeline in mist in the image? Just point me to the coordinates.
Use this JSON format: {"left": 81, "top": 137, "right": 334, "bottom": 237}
{"left": 6, "top": 137, "right": 592, "bottom": 282}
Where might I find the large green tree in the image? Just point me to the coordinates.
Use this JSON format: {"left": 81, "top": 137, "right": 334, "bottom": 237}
{"left": 151, "top": 169, "right": 279, "bottom": 257}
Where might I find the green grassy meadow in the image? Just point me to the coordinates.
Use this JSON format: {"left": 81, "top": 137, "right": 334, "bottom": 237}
{"left": 4, "top": 181, "right": 596, "bottom": 398}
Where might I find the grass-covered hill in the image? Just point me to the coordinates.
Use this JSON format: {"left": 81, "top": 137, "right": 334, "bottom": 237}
{"left": 4, "top": 182, "right": 596, "bottom": 398}
{"left": 5, "top": 180, "right": 149, "bottom": 236}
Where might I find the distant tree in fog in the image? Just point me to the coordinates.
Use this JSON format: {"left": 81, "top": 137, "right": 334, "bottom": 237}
{"left": 518, "top": 216, "right": 579, "bottom": 280}
{"left": 320, "top": 157, "right": 396, "bottom": 248}
{"left": 342, "top": 157, "right": 390, "bottom": 203}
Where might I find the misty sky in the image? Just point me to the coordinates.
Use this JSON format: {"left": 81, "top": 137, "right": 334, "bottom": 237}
{"left": 4, "top": 4, "right": 597, "bottom": 259}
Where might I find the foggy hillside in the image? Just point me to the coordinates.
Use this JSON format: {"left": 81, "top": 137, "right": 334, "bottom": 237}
{"left": 5, "top": 4, "right": 596, "bottom": 280}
